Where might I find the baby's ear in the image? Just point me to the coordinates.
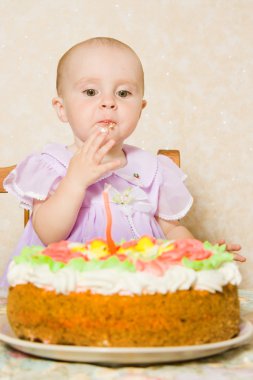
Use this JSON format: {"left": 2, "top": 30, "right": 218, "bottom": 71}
{"left": 142, "top": 99, "right": 147, "bottom": 109}
{"left": 52, "top": 97, "right": 68, "bottom": 122}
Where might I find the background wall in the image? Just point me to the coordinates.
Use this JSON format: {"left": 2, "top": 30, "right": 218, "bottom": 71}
{"left": 0, "top": 0, "right": 252, "bottom": 287}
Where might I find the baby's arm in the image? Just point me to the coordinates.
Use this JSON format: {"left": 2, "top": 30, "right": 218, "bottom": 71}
{"left": 32, "top": 130, "right": 122, "bottom": 245}
{"left": 156, "top": 217, "right": 194, "bottom": 240}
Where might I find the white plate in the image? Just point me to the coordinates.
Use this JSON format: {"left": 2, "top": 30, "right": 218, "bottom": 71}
{"left": 0, "top": 314, "right": 252, "bottom": 364}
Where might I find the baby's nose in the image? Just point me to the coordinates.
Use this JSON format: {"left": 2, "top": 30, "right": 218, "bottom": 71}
{"left": 102, "top": 104, "right": 115, "bottom": 109}
{"left": 100, "top": 97, "right": 117, "bottom": 109}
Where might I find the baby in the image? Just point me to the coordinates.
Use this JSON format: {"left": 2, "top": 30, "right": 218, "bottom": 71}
{"left": 1, "top": 37, "right": 243, "bottom": 288}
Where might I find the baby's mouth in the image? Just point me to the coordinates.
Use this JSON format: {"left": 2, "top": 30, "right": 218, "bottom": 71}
{"left": 97, "top": 121, "right": 117, "bottom": 133}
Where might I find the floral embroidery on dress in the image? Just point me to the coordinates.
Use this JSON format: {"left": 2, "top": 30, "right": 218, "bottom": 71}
{"left": 105, "top": 184, "right": 153, "bottom": 238}
{"left": 111, "top": 187, "right": 133, "bottom": 205}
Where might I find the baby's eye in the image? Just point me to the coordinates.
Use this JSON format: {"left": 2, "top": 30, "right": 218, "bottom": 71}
{"left": 83, "top": 89, "right": 98, "bottom": 96}
{"left": 117, "top": 90, "right": 131, "bottom": 98}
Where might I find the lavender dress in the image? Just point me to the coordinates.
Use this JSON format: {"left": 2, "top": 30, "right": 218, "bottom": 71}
{"left": 1, "top": 143, "right": 193, "bottom": 288}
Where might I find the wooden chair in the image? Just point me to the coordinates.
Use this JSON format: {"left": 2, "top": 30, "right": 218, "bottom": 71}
{"left": 0, "top": 165, "right": 30, "bottom": 226}
{"left": 0, "top": 150, "right": 180, "bottom": 227}
{"left": 158, "top": 149, "right": 180, "bottom": 167}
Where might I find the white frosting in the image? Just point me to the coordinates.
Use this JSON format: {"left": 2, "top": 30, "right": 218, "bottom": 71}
{"left": 7, "top": 261, "right": 241, "bottom": 295}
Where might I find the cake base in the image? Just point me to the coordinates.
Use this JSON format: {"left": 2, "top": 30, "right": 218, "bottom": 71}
{"left": 7, "top": 284, "right": 240, "bottom": 347}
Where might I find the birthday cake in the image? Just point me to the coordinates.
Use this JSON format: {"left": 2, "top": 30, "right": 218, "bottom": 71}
{"left": 7, "top": 237, "right": 241, "bottom": 347}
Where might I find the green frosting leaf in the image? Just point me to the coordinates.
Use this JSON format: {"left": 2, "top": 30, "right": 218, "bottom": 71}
{"left": 48, "top": 260, "right": 66, "bottom": 272}
{"left": 14, "top": 246, "right": 136, "bottom": 273}
{"left": 203, "top": 241, "right": 227, "bottom": 254}
{"left": 66, "top": 258, "right": 88, "bottom": 271}
{"left": 102, "top": 256, "right": 136, "bottom": 272}
{"left": 14, "top": 246, "right": 65, "bottom": 272}
{"left": 67, "top": 256, "right": 136, "bottom": 272}
{"left": 14, "top": 246, "right": 43, "bottom": 263}
{"left": 182, "top": 252, "right": 233, "bottom": 271}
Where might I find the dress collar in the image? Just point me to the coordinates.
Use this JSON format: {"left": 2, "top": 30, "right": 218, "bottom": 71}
{"left": 114, "top": 144, "right": 158, "bottom": 187}
{"left": 42, "top": 143, "right": 158, "bottom": 188}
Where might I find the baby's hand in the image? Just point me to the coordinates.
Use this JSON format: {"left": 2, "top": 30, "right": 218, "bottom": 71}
{"left": 66, "top": 129, "right": 122, "bottom": 189}
{"left": 218, "top": 239, "right": 246, "bottom": 262}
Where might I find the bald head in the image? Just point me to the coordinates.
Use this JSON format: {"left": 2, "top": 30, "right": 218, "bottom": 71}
{"left": 56, "top": 37, "right": 144, "bottom": 96}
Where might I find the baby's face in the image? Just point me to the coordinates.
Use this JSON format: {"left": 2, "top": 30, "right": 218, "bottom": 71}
{"left": 56, "top": 44, "right": 146, "bottom": 148}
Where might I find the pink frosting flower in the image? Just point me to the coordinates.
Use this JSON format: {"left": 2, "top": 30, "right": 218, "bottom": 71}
{"left": 135, "top": 239, "right": 213, "bottom": 276}
{"left": 173, "top": 239, "right": 212, "bottom": 260}
{"left": 42, "top": 241, "right": 87, "bottom": 263}
{"left": 136, "top": 259, "right": 165, "bottom": 276}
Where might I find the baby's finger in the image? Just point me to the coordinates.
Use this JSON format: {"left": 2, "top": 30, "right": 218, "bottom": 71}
{"left": 87, "top": 132, "right": 110, "bottom": 163}
{"left": 233, "top": 253, "right": 246, "bottom": 262}
{"left": 95, "top": 139, "right": 116, "bottom": 163}
{"left": 226, "top": 244, "right": 241, "bottom": 252}
{"left": 98, "top": 158, "right": 123, "bottom": 175}
{"left": 218, "top": 240, "right": 241, "bottom": 252}
{"left": 79, "top": 128, "right": 107, "bottom": 156}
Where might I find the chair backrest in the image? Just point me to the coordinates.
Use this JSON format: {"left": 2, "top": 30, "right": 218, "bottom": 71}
{"left": 0, "top": 150, "right": 180, "bottom": 227}
{"left": 158, "top": 149, "right": 180, "bottom": 167}
{"left": 0, "top": 165, "right": 30, "bottom": 226}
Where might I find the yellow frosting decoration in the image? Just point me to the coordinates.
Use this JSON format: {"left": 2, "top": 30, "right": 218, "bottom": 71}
{"left": 87, "top": 240, "right": 111, "bottom": 258}
{"left": 135, "top": 236, "right": 155, "bottom": 251}
{"left": 158, "top": 241, "right": 175, "bottom": 256}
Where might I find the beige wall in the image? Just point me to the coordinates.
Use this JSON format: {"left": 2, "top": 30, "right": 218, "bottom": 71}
{"left": 0, "top": 0, "right": 252, "bottom": 287}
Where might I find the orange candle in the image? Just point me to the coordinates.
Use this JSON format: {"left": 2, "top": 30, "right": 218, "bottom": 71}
{"left": 103, "top": 189, "right": 117, "bottom": 254}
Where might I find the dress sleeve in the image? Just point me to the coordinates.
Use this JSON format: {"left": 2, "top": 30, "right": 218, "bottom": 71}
{"left": 155, "top": 154, "right": 193, "bottom": 220}
{"left": 3, "top": 154, "right": 64, "bottom": 211}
